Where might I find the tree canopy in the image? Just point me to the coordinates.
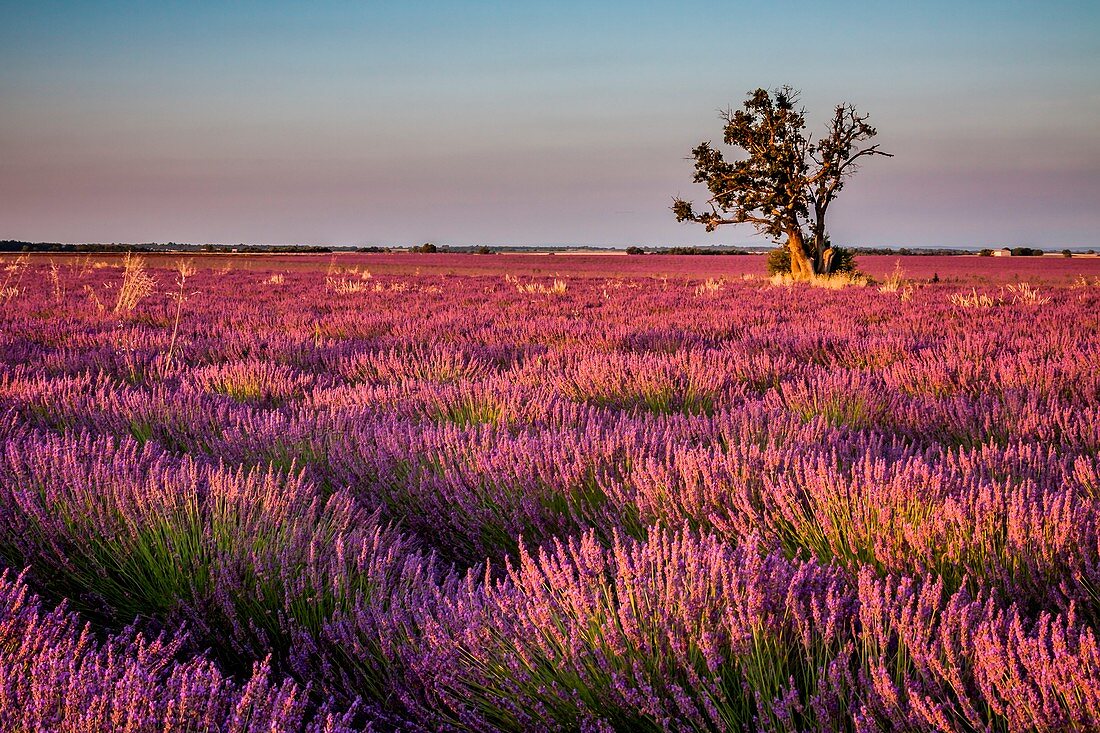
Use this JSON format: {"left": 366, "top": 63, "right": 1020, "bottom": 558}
{"left": 674, "top": 86, "right": 890, "bottom": 279}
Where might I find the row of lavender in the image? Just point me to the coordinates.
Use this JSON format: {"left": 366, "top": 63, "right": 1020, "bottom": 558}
{"left": 0, "top": 255, "right": 1098, "bottom": 730}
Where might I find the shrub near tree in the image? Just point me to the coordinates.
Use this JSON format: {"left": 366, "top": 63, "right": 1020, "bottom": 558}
{"left": 766, "top": 236, "right": 857, "bottom": 277}
{"left": 674, "top": 86, "right": 890, "bottom": 280}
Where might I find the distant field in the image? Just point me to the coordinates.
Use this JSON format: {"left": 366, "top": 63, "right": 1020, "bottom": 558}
{"left": 1, "top": 252, "right": 1099, "bottom": 730}
{"left": 8, "top": 250, "right": 1100, "bottom": 282}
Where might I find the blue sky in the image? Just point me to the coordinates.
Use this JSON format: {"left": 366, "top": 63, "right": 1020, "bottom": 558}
{"left": 2, "top": 1, "right": 1098, "bottom": 247}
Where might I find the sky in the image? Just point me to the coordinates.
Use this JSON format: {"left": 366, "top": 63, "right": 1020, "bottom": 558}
{"left": 1, "top": 1, "right": 1098, "bottom": 249}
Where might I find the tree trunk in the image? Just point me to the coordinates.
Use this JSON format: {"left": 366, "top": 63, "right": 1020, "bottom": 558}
{"left": 786, "top": 229, "right": 814, "bottom": 281}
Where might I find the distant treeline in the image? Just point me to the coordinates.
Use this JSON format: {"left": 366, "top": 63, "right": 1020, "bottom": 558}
{"left": 631, "top": 246, "right": 981, "bottom": 256}
{"left": 850, "top": 247, "right": 978, "bottom": 256}
{"left": 626, "top": 246, "right": 753, "bottom": 255}
{"left": 0, "top": 241, "right": 636, "bottom": 255}
{"left": 4, "top": 241, "right": 1084, "bottom": 257}
{"left": 0, "top": 241, "right": 356, "bottom": 254}
{"left": 978, "top": 247, "right": 1045, "bottom": 257}
{"left": 0, "top": 241, "right": 403, "bottom": 254}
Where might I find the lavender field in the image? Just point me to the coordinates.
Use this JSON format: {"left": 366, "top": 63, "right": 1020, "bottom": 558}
{"left": 2, "top": 252, "right": 1100, "bottom": 732}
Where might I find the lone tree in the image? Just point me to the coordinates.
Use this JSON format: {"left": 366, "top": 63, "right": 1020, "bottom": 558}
{"left": 673, "top": 86, "right": 890, "bottom": 280}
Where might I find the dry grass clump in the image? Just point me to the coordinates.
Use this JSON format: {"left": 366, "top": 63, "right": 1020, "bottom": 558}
{"left": 516, "top": 278, "right": 567, "bottom": 295}
{"left": 877, "top": 261, "right": 918, "bottom": 301}
{"left": 326, "top": 263, "right": 373, "bottom": 280}
{"left": 1006, "top": 282, "right": 1051, "bottom": 306}
{"left": 769, "top": 272, "right": 869, "bottom": 289}
{"left": 114, "top": 254, "right": 156, "bottom": 314}
{"left": 878, "top": 261, "right": 906, "bottom": 293}
{"left": 693, "top": 277, "right": 725, "bottom": 296}
{"left": 80, "top": 253, "right": 156, "bottom": 315}
{"left": 951, "top": 282, "right": 1051, "bottom": 309}
{"left": 950, "top": 288, "right": 997, "bottom": 308}
{"left": 0, "top": 256, "right": 29, "bottom": 303}
{"left": 165, "top": 260, "right": 196, "bottom": 366}
{"left": 84, "top": 284, "right": 107, "bottom": 314}
{"left": 48, "top": 259, "right": 64, "bottom": 303}
{"left": 327, "top": 277, "right": 369, "bottom": 294}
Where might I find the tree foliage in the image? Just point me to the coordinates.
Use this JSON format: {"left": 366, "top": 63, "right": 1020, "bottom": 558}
{"left": 674, "top": 86, "right": 890, "bottom": 279}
